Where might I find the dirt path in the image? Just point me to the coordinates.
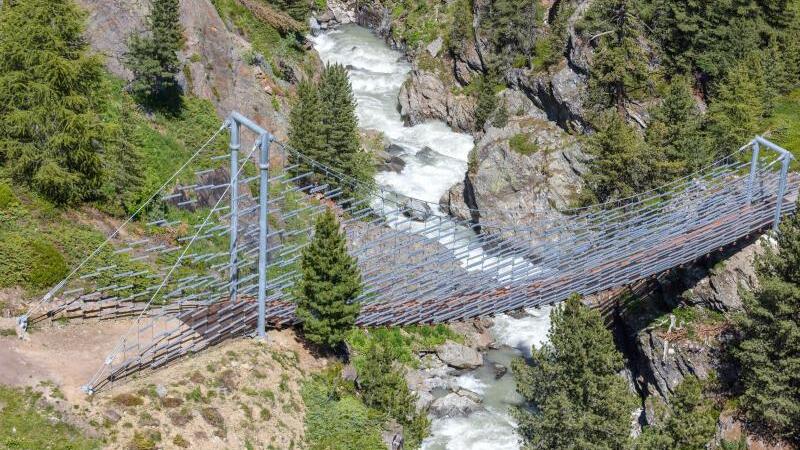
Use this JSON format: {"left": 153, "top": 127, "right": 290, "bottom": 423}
{"left": 0, "top": 319, "right": 132, "bottom": 402}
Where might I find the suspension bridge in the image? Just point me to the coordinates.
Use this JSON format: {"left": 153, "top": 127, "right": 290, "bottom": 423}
{"left": 16, "top": 112, "right": 798, "bottom": 394}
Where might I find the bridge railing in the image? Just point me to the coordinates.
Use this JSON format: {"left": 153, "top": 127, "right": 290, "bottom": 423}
{"left": 17, "top": 111, "right": 795, "bottom": 393}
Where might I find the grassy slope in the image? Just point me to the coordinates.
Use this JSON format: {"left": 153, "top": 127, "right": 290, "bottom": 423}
{"left": 0, "top": 386, "right": 100, "bottom": 450}
{"left": 765, "top": 89, "right": 800, "bottom": 164}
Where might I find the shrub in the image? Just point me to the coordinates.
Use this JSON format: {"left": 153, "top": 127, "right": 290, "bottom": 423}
{"left": 357, "top": 343, "right": 430, "bottom": 448}
{"left": 0, "top": 233, "right": 68, "bottom": 290}
{"left": 112, "top": 393, "right": 144, "bottom": 407}
{"left": 0, "top": 182, "right": 16, "bottom": 210}
{"left": 509, "top": 133, "right": 538, "bottom": 156}
{"left": 301, "top": 367, "right": 385, "bottom": 450}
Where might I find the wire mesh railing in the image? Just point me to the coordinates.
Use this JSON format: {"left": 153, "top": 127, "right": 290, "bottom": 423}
{"left": 16, "top": 112, "right": 796, "bottom": 393}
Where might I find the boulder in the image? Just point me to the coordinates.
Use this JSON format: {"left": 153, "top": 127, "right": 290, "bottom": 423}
{"left": 677, "top": 238, "right": 770, "bottom": 312}
{"left": 103, "top": 409, "right": 122, "bottom": 424}
{"left": 490, "top": 362, "right": 507, "bottom": 380}
{"left": 398, "top": 70, "right": 477, "bottom": 133}
{"left": 155, "top": 385, "right": 168, "bottom": 399}
{"left": 455, "top": 388, "right": 483, "bottom": 403}
{"left": 401, "top": 198, "right": 434, "bottom": 222}
{"left": 382, "top": 419, "right": 405, "bottom": 450}
{"left": 328, "top": 0, "right": 356, "bottom": 24}
{"left": 385, "top": 143, "right": 407, "bottom": 155}
{"left": 376, "top": 151, "right": 406, "bottom": 173}
{"left": 506, "top": 66, "right": 589, "bottom": 134}
{"left": 441, "top": 116, "right": 588, "bottom": 233}
{"left": 430, "top": 393, "right": 482, "bottom": 418}
{"left": 427, "top": 37, "right": 444, "bottom": 57}
{"left": 435, "top": 341, "right": 483, "bottom": 369}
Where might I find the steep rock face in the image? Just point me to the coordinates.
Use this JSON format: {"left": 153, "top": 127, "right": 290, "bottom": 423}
{"left": 506, "top": 64, "right": 589, "bottom": 134}
{"left": 77, "top": 0, "right": 289, "bottom": 138}
{"left": 398, "top": 69, "right": 477, "bottom": 133}
{"left": 616, "top": 238, "right": 769, "bottom": 421}
{"left": 440, "top": 108, "right": 588, "bottom": 231}
{"left": 676, "top": 238, "right": 770, "bottom": 312}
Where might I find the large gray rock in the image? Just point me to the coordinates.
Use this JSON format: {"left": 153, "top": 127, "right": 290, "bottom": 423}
{"left": 506, "top": 65, "right": 589, "bottom": 134}
{"left": 435, "top": 341, "right": 483, "bottom": 369}
{"left": 429, "top": 393, "right": 482, "bottom": 418}
{"left": 376, "top": 151, "right": 406, "bottom": 173}
{"left": 327, "top": 0, "right": 356, "bottom": 24}
{"left": 440, "top": 115, "right": 588, "bottom": 233}
{"left": 398, "top": 70, "right": 477, "bottom": 133}
{"left": 401, "top": 198, "right": 434, "bottom": 222}
{"left": 427, "top": 37, "right": 444, "bottom": 57}
{"left": 677, "top": 238, "right": 770, "bottom": 312}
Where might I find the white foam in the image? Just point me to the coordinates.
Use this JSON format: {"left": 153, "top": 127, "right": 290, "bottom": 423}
{"left": 456, "top": 373, "right": 489, "bottom": 395}
{"left": 422, "top": 410, "right": 521, "bottom": 450}
{"left": 491, "top": 306, "right": 554, "bottom": 356}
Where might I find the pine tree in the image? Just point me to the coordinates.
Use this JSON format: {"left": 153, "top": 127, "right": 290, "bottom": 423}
{"left": 319, "top": 63, "right": 360, "bottom": 170}
{"left": 318, "top": 63, "right": 374, "bottom": 197}
{"left": 294, "top": 209, "right": 362, "bottom": 350}
{"left": 705, "top": 55, "right": 766, "bottom": 158}
{"left": 288, "top": 80, "right": 326, "bottom": 180}
{"left": 585, "top": 0, "right": 650, "bottom": 116}
{"left": 0, "top": 0, "right": 107, "bottom": 205}
{"left": 358, "top": 343, "right": 430, "bottom": 448}
{"left": 645, "top": 78, "right": 709, "bottom": 179}
{"left": 580, "top": 113, "right": 652, "bottom": 205}
{"left": 266, "top": 0, "right": 309, "bottom": 21}
{"left": 733, "top": 202, "right": 800, "bottom": 445}
{"left": 125, "top": 0, "right": 184, "bottom": 108}
{"left": 635, "top": 376, "right": 719, "bottom": 449}
{"left": 512, "top": 295, "right": 638, "bottom": 449}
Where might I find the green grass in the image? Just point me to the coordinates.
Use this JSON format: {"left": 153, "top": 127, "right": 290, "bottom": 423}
{"left": 509, "top": 133, "right": 539, "bottom": 156}
{"left": 210, "top": 0, "right": 312, "bottom": 81}
{"left": 346, "top": 324, "right": 462, "bottom": 369}
{"left": 764, "top": 88, "right": 800, "bottom": 165}
{"left": 0, "top": 386, "right": 101, "bottom": 449}
{"left": 300, "top": 367, "right": 385, "bottom": 450}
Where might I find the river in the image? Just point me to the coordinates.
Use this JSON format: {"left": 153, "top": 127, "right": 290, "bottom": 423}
{"left": 311, "top": 25, "right": 553, "bottom": 450}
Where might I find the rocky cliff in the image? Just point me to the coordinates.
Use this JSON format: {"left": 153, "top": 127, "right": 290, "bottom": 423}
{"left": 77, "top": 0, "right": 295, "bottom": 139}
{"left": 440, "top": 90, "right": 588, "bottom": 231}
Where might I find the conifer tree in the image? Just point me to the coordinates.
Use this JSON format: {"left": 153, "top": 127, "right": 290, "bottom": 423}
{"left": 358, "top": 343, "right": 430, "bottom": 448}
{"left": 0, "top": 0, "right": 106, "bottom": 205}
{"left": 512, "top": 294, "right": 638, "bottom": 449}
{"left": 585, "top": 0, "right": 650, "bottom": 116}
{"left": 125, "top": 0, "right": 184, "bottom": 108}
{"left": 705, "top": 56, "right": 766, "bottom": 158}
{"left": 294, "top": 209, "right": 362, "bottom": 350}
{"left": 645, "top": 78, "right": 709, "bottom": 179}
{"left": 288, "top": 80, "right": 326, "bottom": 179}
{"left": 733, "top": 201, "right": 800, "bottom": 445}
{"left": 266, "top": 0, "right": 309, "bottom": 21}
{"left": 318, "top": 63, "right": 374, "bottom": 196}
{"left": 580, "top": 114, "right": 652, "bottom": 205}
{"left": 319, "top": 64, "right": 360, "bottom": 169}
{"left": 635, "top": 376, "right": 719, "bottom": 449}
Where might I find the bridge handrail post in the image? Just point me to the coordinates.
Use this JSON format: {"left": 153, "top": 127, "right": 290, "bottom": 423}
{"left": 229, "top": 119, "right": 240, "bottom": 304}
{"left": 227, "top": 111, "right": 271, "bottom": 337}
{"left": 747, "top": 140, "right": 760, "bottom": 204}
{"left": 257, "top": 131, "right": 272, "bottom": 340}
{"left": 773, "top": 153, "right": 791, "bottom": 231}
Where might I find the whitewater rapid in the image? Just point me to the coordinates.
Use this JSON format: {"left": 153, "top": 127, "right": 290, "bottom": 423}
{"left": 311, "top": 24, "right": 553, "bottom": 450}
